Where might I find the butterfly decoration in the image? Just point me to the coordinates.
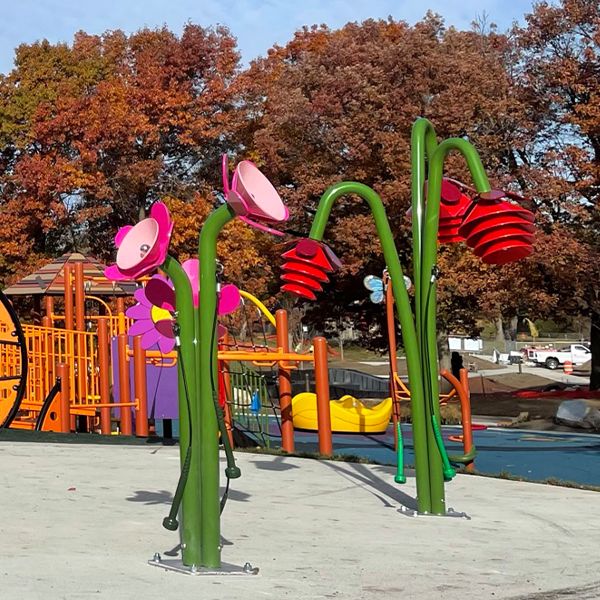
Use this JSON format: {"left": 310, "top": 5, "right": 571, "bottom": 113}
{"left": 363, "top": 275, "right": 385, "bottom": 304}
{"left": 363, "top": 273, "right": 412, "bottom": 305}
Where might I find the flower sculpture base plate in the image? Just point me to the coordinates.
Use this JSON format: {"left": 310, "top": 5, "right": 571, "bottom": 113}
{"left": 397, "top": 505, "right": 471, "bottom": 520}
{"left": 148, "top": 554, "right": 259, "bottom": 576}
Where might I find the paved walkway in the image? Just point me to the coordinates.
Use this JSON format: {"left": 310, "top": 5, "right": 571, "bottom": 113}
{"left": 1, "top": 441, "right": 599, "bottom": 599}
{"left": 474, "top": 355, "right": 590, "bottom": 385}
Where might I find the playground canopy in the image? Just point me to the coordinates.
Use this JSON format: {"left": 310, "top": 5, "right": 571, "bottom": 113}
{"left": 2, "top": 252, "right": 137, "bottom": 297}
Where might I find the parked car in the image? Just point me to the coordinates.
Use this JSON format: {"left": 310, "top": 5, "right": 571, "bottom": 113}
{"left": 532, "top": 344, "right": 591, "bottom": 370}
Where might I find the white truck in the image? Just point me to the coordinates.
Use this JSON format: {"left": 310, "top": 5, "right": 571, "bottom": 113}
{"left": 532, "top": 344, "right": 590, "bottom": 370}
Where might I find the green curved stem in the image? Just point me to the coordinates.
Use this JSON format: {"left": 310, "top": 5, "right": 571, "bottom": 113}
{"left": 197, "top": 203, "right": 237, "bottom": 568}
{"left": 410, "top": 119, "right": 448, "bottom": 505}
{"left": 309, "top": 181, "right": 432, "bottom": 512}
{"left": 411, "top": 118, "right": 438, "bottom": 308}
{"left": 161, "top": 255, "right": 200, "bottom": 566}
{"left": 420, "top": 138, "right": 492, "bottom": 497}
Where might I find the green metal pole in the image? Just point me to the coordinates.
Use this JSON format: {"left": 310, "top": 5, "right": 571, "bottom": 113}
{"left": 410, "top": 119, "right": 444, "bottom": 511}
{"left": 410, "top": 117, "right": 438, "bottom": 313}
{"left": 421, "top": 138, "right": 491, "bottom": 513}
{"left": 308, "top": 181, "right": 432, "bottom": 512}
{"left": 160, "top": 255, "right": 201, "bottom": 566}
{"left": 197, "top": 203, "right": 237, "bottom": 568}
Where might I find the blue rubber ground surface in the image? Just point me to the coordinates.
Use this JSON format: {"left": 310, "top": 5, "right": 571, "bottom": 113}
{"left": 263, "top": 424, "right": 600, "bottom": 486}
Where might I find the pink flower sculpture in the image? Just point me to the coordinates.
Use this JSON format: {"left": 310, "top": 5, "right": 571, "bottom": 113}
{"left": 126, "top": 275, "right": 177, "bottom": 353}
{"left": 126, "top": 266, "right": 241, "bottom": 352}
{"left": 105, "top": 202, "right": 174, "bottom": 281}
{"left": 181, "top": 258, "right": 241, "bottom": 313}
{"left": 222, "top": 154, "right": 289, "bottom": 236}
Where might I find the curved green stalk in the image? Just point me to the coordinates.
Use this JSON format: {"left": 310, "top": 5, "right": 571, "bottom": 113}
{"left": 309, "top": 181, "right": 432, "bottom": 512}
{"left": 421, "top": 138, "right": 491, "bottom": 500}
{"left": 161, "top": 255, "right": 200, "bottom": 566}
{"left": 197, "top": 203, "right": 237, "bottom": 568}
{"left": 410, "top": 117, "right": 439, "bottom": 314}
{"left": 410, "top": 119, "right": 447, "bottom": 507}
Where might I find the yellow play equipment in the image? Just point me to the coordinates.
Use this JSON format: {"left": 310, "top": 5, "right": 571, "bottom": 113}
{"left": 291, "top": 392, "right": 393, "bottom": 434}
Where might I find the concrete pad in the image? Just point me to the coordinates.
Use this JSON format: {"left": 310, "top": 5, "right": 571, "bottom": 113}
{"left": 1, "top": 442, "right": 599, "bottom": 599}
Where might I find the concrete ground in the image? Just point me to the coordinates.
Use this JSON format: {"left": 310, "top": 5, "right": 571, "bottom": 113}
{"left": 1, "top": 442, "right": 599, "bottom": 600}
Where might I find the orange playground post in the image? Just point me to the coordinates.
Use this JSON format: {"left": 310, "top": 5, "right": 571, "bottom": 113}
{"left": 44, "top": 296, "right": 54, "bottom": 323}
{"left": 117, "top": 333, "right": 133, "bottom": 435}
{"left": 63, "top": 264, "right": 75, "bottom": 331}
{"left": 57, "top": 363, "right": 71, "bottom": 433}
{"left": 116, "top": 298, "right": 126, "bottom": 335}
{"left": 219, "top": 335, "right": 235, "bottom": 448}
{"left": 441, "top": 368, "right": 475, "bottom": 472}
{"left": 97, "top": 318, "right": 112, "bottom": 435}
{"left": 313, "top": 336, "right": 333, "bottom": 456}
{"left": 384, "top": 273, "right": 402, "bottom": 448}
{"left": 276, "top": 309, "right": 294, "bottom": 452}
{"left": 73, "top": 262, "right": 88, "bottom": 415}
{"left": 74, "top": 262, "right": 86, "bottom": 332}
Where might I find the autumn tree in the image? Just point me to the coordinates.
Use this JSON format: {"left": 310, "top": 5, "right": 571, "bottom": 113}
{"left": 238, "top": 15, "right": 551, "bottom": 346}
{"left": 512, "top": 0, "right": 600, "bottom": 386}
{"left": 0, "top": 25, "right": 251, "bottom": 285}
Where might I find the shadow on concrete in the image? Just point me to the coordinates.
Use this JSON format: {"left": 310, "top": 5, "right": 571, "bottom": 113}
{"left": 322, "top": 461, "right": 418, "bottom": 511}
{"left": 126, "top": 487, "right": 252, "bottom": 505}
{"left": 249, "top": 455, "right": 300, "bottom": 471}
{"left": 126, "top": 489, "right": 173, "bottom": 505}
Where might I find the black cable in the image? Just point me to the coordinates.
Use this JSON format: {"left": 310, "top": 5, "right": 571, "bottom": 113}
{"left": 209, "top": 279, "right": 241, "bottom": 519}
{"left": 220, "top": 477, "right": 230, "bottom": 514}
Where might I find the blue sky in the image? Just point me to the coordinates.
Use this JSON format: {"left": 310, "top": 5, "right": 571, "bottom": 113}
{"left": 0, "top": 0, "right": 538, "bottom": 75}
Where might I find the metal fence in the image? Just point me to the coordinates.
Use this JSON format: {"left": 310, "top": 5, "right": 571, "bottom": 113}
{"left": 226, "top": 363, "right": 276, "bottom": 447}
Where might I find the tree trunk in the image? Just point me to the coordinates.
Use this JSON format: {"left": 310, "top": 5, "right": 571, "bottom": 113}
{"left": 495, "top": 315, "right": 504, "bottom": 344}
{"left": 590, "top": 309, "right": 600, "bottom": 390}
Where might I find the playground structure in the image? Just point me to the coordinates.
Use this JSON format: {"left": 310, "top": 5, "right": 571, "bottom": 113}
{"left": 0, "top": 117, "right": 534, "bottom": 575}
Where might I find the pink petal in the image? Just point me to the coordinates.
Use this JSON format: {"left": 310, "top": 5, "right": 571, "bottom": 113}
{"left": 114, "top": 225, "right": 133, "bottom": 248}
{"left": 150, "top": 202, "right": 174, "bottom": 258}
{"left": 126, "top": 304, "right": 151, "bottom": 320}
{"left": 218, "top": 284, "right": 241, "bottom": 315}
{"left": 104, "top": 264, "right": 129, "bottom": 281}
{"left": 128, "top": 319, "right": 155, "bottom": 336}
{"left": 239, "top": 216, "right": 285, "bottom": 236}
{"left": 150, "top": 202, "right": 172, "bottom": 230}
{"left": 182, "top": 259, "right": 199, "bottom": 307}
{"left": 217, "top": 324, "right": 228, "bottom": 339}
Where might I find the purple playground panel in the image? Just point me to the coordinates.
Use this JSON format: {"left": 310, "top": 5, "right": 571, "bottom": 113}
{"left": 111, "top": 337, "right": 180, "bottom": 420}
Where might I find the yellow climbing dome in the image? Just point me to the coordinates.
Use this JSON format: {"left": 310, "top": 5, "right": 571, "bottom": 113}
{"left": 291, "top": 393, "right": 392, "bottom": 434}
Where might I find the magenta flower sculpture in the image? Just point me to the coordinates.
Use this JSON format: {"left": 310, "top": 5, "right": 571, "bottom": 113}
{"left": 126, "top": 266, "right": 241, "bottom": 352}
{"left": 181, "top": 258, "right": 241, "bottom": 313}
{"left": 104, "top": 202, "right": 174, "bottom": 281}
{"left": 222, "top": 154, "right": 289, "bottom": 236}
{"left": 126, "top": 275, "right": 177, "bottom": 353}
